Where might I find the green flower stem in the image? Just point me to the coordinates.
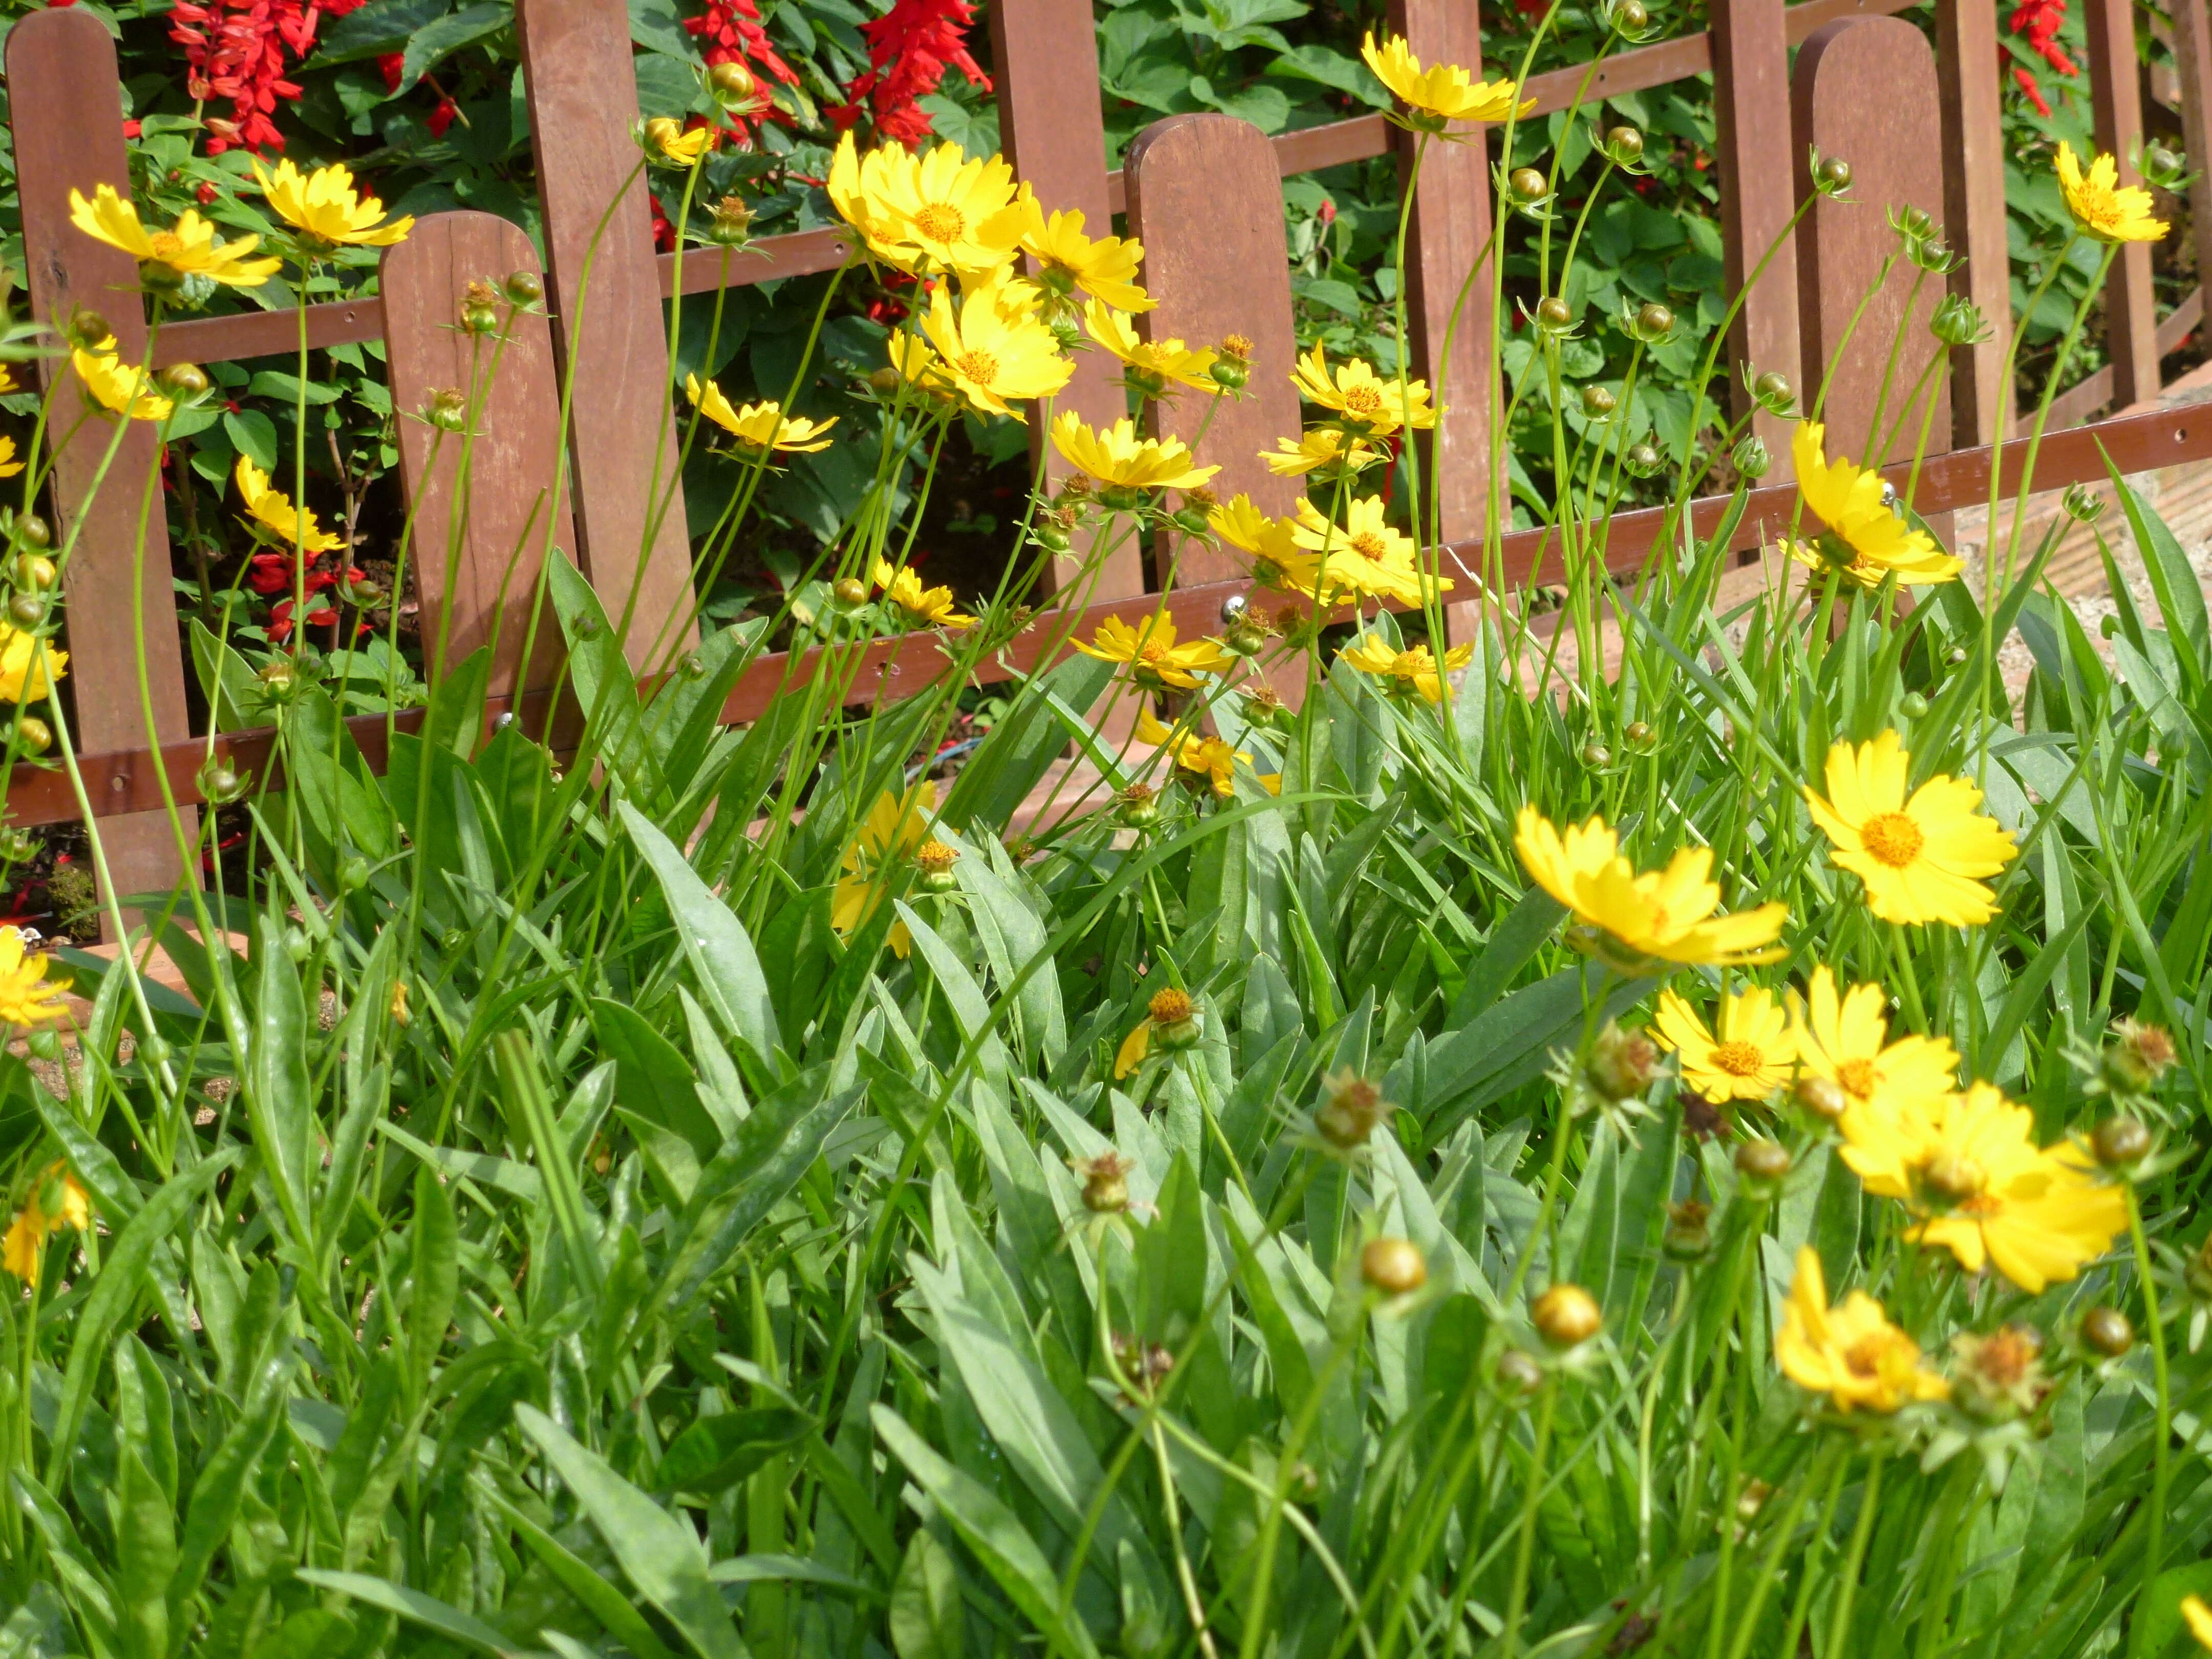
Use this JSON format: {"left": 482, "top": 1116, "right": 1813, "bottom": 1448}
{"left": 1774, "top": 1442, "right": 1852, "bottom": 1659}
{"left": 1823, "top": 1443, "right": 1887, "bottom": 1656}
{"left": 2124, "top": 1183, "right": 2171, "bottom": 1657}
{"left": 1722, "top": 1440, "right": 1837, "bottom": 1659}
{"left": 1498, "top": 1371, "right": 1561, "bottom": 1659}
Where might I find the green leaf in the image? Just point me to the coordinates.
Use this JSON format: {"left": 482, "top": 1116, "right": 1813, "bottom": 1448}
{"left": 593, "top": 997, "right": 721, "bottom": 1161}
{"left": 308, "top": 0, "right": 457, "bottom": 63}
{"left": 620, "top": 802, "right": 782, "bottom": 1061}
{"left": 890, "top": 1529, "right": 965, "bottom": 1659}
{"left": 871, "top": 1407, "right": 1102, "bottom": 1659}
{"left": 514, "top": 1405, "right": 747, "bottom": 1659}
{"left": 248, "top": 913, "right": 315, "bottom": 1241}
{"left": 2104, "top": 461, "right": 2210, "bottom": 690}
{"left": 653, "top": 1406, "right": 813, "bottom": 1495}
{"left": 113, "top": 1450, "right": 175, "bottom": 1659}
{"left": 294, "top": 1572, "right": 528, "bottom": 1657}
{"left": 407, "top": 1162, "right": 459, "bottom": 1408}
{"left": 397, "top": 0, "right": 511, "bottom": 90}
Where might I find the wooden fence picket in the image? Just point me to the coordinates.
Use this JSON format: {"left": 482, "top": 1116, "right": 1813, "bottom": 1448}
{"left": 1711, "top": 0, "right": 1805, "bottom": 469}
{"left": 8, "top": 7, "right": 195, "bottom": 923}
{"left": 379, "top": 215, "right": 576, "bottom": 704}
{"left": 2085, "top": 0, "right": 2162, "bottom": 408}
{"left": 512, "top": 0, "right": 697, "bottom": 674}
{"left": 1122, "top": 113, "right": 1304, "bottom": 587}
{"left": 1793, "top": 17, "right": 1953, "bottom": 467}
{"left": 1936, "top": 0, "right": 2014, "bottom": 446}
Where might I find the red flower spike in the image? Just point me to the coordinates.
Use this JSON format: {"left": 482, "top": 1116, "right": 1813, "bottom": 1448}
{"left": 828, "top": 0, "right": 989, "bottom": 145}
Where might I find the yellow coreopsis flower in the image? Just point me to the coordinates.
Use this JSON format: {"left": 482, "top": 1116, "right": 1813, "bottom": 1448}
{"left": 1076, "top": 613, "right": 1232, "bottom": 691}
{"left": 1775, "top": 1246, "right": 1948, "bottom": 1414}
{"left": 644, "top": 117, "right": 712, "bottom": 167}
{"left": 828, "top": 133, "right": 1024, "bottom": 280}
{"left": 68, "top": 184, "right": 281, "bottom": 291}
{"left": 1115, "top": 986, "right": 1200, "bottom": 1078}
{"left": 2055, "top": 141, "right": 2168, "bottom": 244}
{"left": 0, "top": 927, "right": 69, "bottom": 1026}
{"left": 1790, "top": 422, "right": 1958, "bottom": 586}
{"left": 1210, "top": 495, "right": 1353, "bottom": 603}
{"left": 1049, "top": 412, "right": 1217, "bottom": 493}
{"left": 1653, "top": 985, "right": 1798, "bottom": 1102}
{"left": 251, "top": 159, "right": 413, "bottom": 248}
{"left": 1336, "top": 632, "right": 1471, "bottom": 704}
{"left": 1359, "top": 31, "right": 1532, "bottom": 129}
{"left": 684, "top": 376, "right": 838, "bottom": 456}
{"left": 73, "top": 341, "right": 172, "bottom": 422}
{"left": 871, "top": 559, "right": 975, "bottom": 632}
{"left": 1016, "top": 197, "right": 1152, "bottom": 312}
{"left": 1292, "top": 343, "right": 1436, "bottom": 435}
{"left": 2182, "top": 1596, "right": 2212, "bottom": 1650}
{"left": 0, "top": 626, "right": 66, "bottom": 705}
{"left": 1263, "top": 428, "right": 1387, "bottom": 478}
{"left": 833, "top": 781, "right": 938, "bottom": 959}
{"left": 234, "top": 456, "right": 344, "bottom": 556}
{"left": 1513, "top": 807, "right": 1788, "bottom": 969}
{"left": 1803, "top": 732, "right": 2017, "bottom": 927}
{"left": 920, "top": 274, "right": 1071, "bottom": 420}
{"left": 1084, "top": 302, "right": 1220, "bottom": 397}
{"left": 0, "top": 437, "right": 21, "bottom": 481}
{"left": 1840, "top": 1082, "right": 2126, "bottom": 1293}
{"left": 1, "top": 1160, "right": 90, "bottom": 1287}
{"left": 1135, "top": 705, "right": 1278, "bottom": 799}
{"left": 1790, "top": 965, "right": 1958, "bottom": 1119}
{"left": 1291, "top": 497, "right": 1452, "bottom": 607}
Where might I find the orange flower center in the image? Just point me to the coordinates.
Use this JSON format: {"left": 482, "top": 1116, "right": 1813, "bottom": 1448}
{"left": 1711, "top": 1040, "right": 1765, "bottom": 1077}
{"left": 1137, "top": 640, "right": 1169, "bottom": 663}
{"left": 1349, "top": 531, "right": 1388, "bottom": 560}
{"left": 1148, "top": 987, "right": 1194, "bottom": 1024}
{"left": 1343, "top": 384, "right": 1385, "bottom": 416}
{"left": 1843, "top": 1334, "right": 1895, "bottom": 1379}
{"left": 954, "top": 349, "right": 1001, "bottom": 388}
{"left": 1836, "top": 1057, "right": 1878, "bottom": 1099}
{"left": 912, "top": 202, "right": 966, "bottom": 244}
{"left": 148, "top": 231, "right": 187, "bottom": 261}
{"left": 1860, "top": 811, "right": 1925, "bottom": 868}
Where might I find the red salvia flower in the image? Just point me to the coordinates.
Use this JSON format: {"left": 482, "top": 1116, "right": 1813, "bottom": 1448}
{"left": 829, "top": 0, "right": 990, "bottom": 146}
{"left": 169, "top": 0, "right": 371, "bottom": 154}
{"left": 2007, "top": 0, "right": 2075, "bottom": 117}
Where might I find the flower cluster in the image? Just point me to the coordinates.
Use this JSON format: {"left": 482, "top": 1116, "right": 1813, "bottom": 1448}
{"left": 831, "top": 0, "right": 991, "bottom": 147}
{"left": 2007, "top": 0, "right": 2077, "bottom": 118}
{"left": 167, "top": 0, "right": 371, "bottom": 154}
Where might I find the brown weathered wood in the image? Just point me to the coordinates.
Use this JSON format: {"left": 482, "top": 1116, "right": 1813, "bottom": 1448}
{"left": 154, "top": 295, "right": 385, "bottom": 371}
{"left": 1793, "top": 17, "right": 1951, "bottom": 465}
{"left": 8, "top": 8, "right": 195, "bottom": 917}
{"left": 2167, "top": 0, "right": 2212, "bottom": 339}
{"left": 381, "top": 214, "right": 576, "bottom": 699}
{"left": 1935, "top": 0, "right": 2013, "bottom": 447}
{"left": 1123, "top": 115, "right": 1304, "bottom": 586}
{"left": 1393, "top": 0, "right": 1496, "bottom": 559}
{"left": 2086, "top": 0, "right": 2162, "bottom": 408}
{"left": 988, "top": 0, "right": 1143, "bottom": 604}
{"left": 1711, "top": 0, "right": 1804, "bottom": 469}
{"left": 514, "top": 0, "right": 697, "bottom": 675}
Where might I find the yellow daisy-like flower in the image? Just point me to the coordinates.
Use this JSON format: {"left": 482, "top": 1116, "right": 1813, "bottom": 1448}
{"left": 1, "top": 1160, "right": 91, "bottom": 1287}
{"left": 1785, "top": 537, "right": 1962, "bottom": 591}
{"left": 643, "top": 117, "right": 712, "bottom": 167}
{"left": 1839, "top": 1082, "right": 2126, "bottom": 1293}
{"left": 2055, "top": 141, "right": 2168, "bottom": 244}
{"left": 0, "top": 927, "right": 69, "bottom": 1026}
{"left": 832, "top": 781, "right": 938, "bottom": 960}
{"left": 827, "top": 133, "right": 1024, "bottom": 281}
{"left": 1790, "top": 965, "right": 1958, "bottom": 1118}
{"left": 1791, "top": 422, "right": 1957, "bottom": 585}
{"left": 1335, "top": 632, "right": 1472, "bottom": 705}
{"left": 0, "top": 365, "right": 17, "bottom": 396}
{"left": 0, "top": 625, "right": 66, "bottom": 705}
{"left": 1016, "top": 196, "right": 1152, "bottom": 312}
{"left": 1115, "top": 986, "right": 1199, "bottom": 1079}
{"left": 871, "top": 559, "right": 975, "bottom": 632}
{"left": 68, "top": 184, "right": 281, "bottom": 291}
{"left": 1076, "top": 613, "right": 1233, "bottom": 692}
{"left": 1135, "top": 705, "right": 1278, "bottom": 799}
{"left": 2182, "top": 1596, "right": 2212, "bottom": 1650}
{"left": 1292, "top": 343, "right": 1436, "bottom": 435}
{"left": 1084, "top": 302, "right": 1220, "bottom": 397}
{"left": 684, "top": 377, "right": 838, "bottom": 456}
{"left": 0, "top": 437, "right": 22, "bottom": 481}
{"left": 1263, "top": 428, "right": 1387, "bottom": 478}
{"left": 1049, "top": 412, "right": 1217, "bottom": 493}
{"left": 251, "top": 159, "right": 413, "bottom": 248}
{"left": 234, "top": 456, "right": 344, "bottom": 556}
{"left": 1209, "top": 495, "right": 1354, "bottom": 603}
{"left": 1359, "top": 31, "right": 1532, "bottom": 129}
{"left": 1803, "top": 731, "right": 2017, "bottom": 927}
{"left": 920, "top": 274, "right": 1072, "bottom": 420}
{"left": 1291, "top": 497, "right": 1452, "bottom": 607}
{"left": 1513, "top": 807, "right": 1788, "bottom": 969}
{"left": 72, "top": 341, "right": 173, "bottom": 422}
{"left": 1653, "top": 985, "right": 1798, "bottom": 1102}
{"left": 1775, "top": 1246, "right": 1948, "bottom": 1414}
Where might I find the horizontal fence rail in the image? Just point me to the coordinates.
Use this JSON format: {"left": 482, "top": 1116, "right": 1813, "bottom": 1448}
{"left": 20, "top": 392, "right": 2210, "bottom": 829}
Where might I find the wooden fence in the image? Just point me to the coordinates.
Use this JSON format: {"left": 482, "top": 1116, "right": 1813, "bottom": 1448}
{"left": 6, "top": 0, "right": 2212, "bottom": 910}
